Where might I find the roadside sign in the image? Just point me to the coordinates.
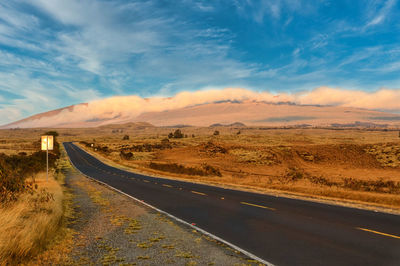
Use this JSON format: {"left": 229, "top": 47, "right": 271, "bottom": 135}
{"left": 41, "top": 135, "right": 54, "bottom": 182}
{"left": 41, "top": 135, "right": 54, "bottom": 150}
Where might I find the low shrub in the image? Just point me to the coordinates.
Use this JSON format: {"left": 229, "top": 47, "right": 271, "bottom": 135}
{"left": 168, "top": 129, "right": 184, "bottom": 139}
{"left": 201, "top": 164, "right": 222, "bottom": 177}
{"left": 0, "top": 134, "right": 60, "bottom": 203}
{"left": 342, "top": 177, "right": 400, "bottom": 193}
{"left": 281, "top": 167, "right": 304, "bottom": 183}
{"left": 0, "top": 151, "right": 58, "bottom": 202}
{"left": 120, "top": 151, "right": 133, "bottom": 160}
{"left": 149, "top": 162, "right": 222, "bottom": 177}
{"left": 201, "top": 141, "right": 227, "bottom": 155}
{"left": 121, "top": 142, "right": 171, "bottom": 153}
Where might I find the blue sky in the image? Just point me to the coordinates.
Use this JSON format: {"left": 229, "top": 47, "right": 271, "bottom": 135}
{"left": 1, "top": 0, "right": 400, "bottom": 124}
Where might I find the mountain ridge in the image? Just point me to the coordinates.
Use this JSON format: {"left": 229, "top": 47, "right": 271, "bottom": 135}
{"left": 2, "top": 100, "right": 400, "bottom": 129}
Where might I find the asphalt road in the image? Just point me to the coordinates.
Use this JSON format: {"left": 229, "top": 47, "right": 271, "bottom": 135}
{"left": 64, "top": 142, "right": 400, "bottom": 266}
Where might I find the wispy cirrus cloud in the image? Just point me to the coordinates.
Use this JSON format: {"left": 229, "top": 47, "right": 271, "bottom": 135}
{"left": 232, "top": 0, "right": 318, "bottom": 23}
{"left": 0, "top": 0, "right": 257, "bottom": 124}
{"left": 1, "top": 0, "right": 400, "bottom": 126}
{"left": 365, "top": 0, "right": 397, "bottom": 28}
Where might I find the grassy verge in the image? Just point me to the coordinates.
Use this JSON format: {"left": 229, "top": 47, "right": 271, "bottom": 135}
{"left": 0, "top": 172, "right": 63, "bottom": 264}
{"left": 0, "top": 146, "right": 74, "bottom": 265}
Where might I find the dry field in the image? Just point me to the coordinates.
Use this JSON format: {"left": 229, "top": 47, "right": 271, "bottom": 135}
{"left": 0, "top": 128, "right": 43, "bottom": 155}
{"left": 1, "top": 125, "right": 400, "bottom": 211}
{"left": 53, "top": 124, "right": 400, "bottom": 210}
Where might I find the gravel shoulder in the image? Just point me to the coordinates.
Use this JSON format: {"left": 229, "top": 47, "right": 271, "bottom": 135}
{"left": 56, "top": 165, "right": 261, "bottom": 265}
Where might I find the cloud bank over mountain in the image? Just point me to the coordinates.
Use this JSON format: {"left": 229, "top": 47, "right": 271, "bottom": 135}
{"left": 3, "top": 87, "right": 400, "bottom": 128}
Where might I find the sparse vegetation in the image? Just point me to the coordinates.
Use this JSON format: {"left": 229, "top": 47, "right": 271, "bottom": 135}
{"left": 342, "top": 178, "right": 400, "bottom": 194}
{"left": 1, "top": 133, "right": 60, "bottom": 203}
{"left": 149, "top": 162, "right": 221, "bottom": 177}
{"left": 365, "top": 143, "right": 400, "bottom": 167}
{"left": 63, "top": 127, "right": 400, "bottom": 208}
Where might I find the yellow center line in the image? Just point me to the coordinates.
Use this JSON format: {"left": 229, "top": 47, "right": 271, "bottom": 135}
{"left": 191, "top": 190, "right": 207, "bottom": 196}
{"left": 143, "top": 180, "right": 150, "bottom": 183}
{"left": 162, "top": 184, "right": 173, "bottom": 188}
{"left": 240, "top": 201, "right": 276, "bottom": 211}
{"left": 356, "top": 227, "right": 400, "bottom": 240}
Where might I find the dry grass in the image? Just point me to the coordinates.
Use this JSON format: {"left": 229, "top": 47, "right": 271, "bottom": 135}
{"left": 0, "top": 129, "right": 42, "bottom": 156}
{"left": 1, "top": 127, "right": 400, "bottom": 210}
{"left": 0, "top": 131, "right": 71, "bottom": 264}
{"left": 70, "top": 127, "right": 400, "bottom": 210}
{"left": 0, "top": 172, "right": 64, "bottom": 264}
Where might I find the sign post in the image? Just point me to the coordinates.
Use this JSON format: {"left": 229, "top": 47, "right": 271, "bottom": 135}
{"left": 41, "top": 135, "right": 54, "bottom": 181}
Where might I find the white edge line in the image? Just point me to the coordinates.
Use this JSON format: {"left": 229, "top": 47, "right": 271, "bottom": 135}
{"left": 63, "top": 143, "right": 274, "bottom": 266}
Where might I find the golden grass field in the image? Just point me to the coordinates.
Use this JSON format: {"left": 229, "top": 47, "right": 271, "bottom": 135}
{"left": 1, "top": 125, "right": 400, "bottom": 213}
{"left": 0, "top": 136, "right": 74, "bottom": 265}
{"left": 0, "top": 172, "right": 63, "bottom": 264}
{"left": 66, "top": 124, "right": 400, "bottom": 210}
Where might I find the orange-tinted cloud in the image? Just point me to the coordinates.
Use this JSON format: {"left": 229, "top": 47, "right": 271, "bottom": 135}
{"left": 7, "top": 87, "right": 400, "bottom": 128}
{"left": 297, "top": 86, "right": 400, "bottom": 110}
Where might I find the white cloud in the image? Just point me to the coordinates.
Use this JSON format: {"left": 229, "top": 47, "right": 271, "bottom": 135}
{"left": 0, "top": 69, "right": 102, "bottom": 125}
{"left": 25, "top": 0, "right": 254, "bottom": 89}
{"left": 365, "top": 0, "right": 397, "bottom": 28}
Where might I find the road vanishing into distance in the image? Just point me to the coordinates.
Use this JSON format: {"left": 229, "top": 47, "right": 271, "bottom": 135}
{"left": 64, "top": 142, "right": 400, "bottom": 266}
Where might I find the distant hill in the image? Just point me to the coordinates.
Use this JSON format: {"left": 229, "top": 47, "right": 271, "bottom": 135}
{"left": 98, "top": 122, "right": 155, "bottom": 130}
{"left": 210, "top": 122, "right": 246, "bottom": 127}
{"left": 2, "top": 100, "right": 400, "bottom": 129}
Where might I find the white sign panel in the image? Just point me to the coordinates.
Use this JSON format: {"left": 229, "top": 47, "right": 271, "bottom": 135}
{"left": 41, "top": 135, "right": 54, "bottom": 150}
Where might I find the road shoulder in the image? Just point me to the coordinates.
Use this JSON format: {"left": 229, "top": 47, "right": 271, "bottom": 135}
{"left": 37, "top": 162, "right": 261, "bottom": 265}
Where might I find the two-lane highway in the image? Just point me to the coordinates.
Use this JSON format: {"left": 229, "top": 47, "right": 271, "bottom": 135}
{"left": 64, "top": 142, "right": 400, "bottom": 266}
